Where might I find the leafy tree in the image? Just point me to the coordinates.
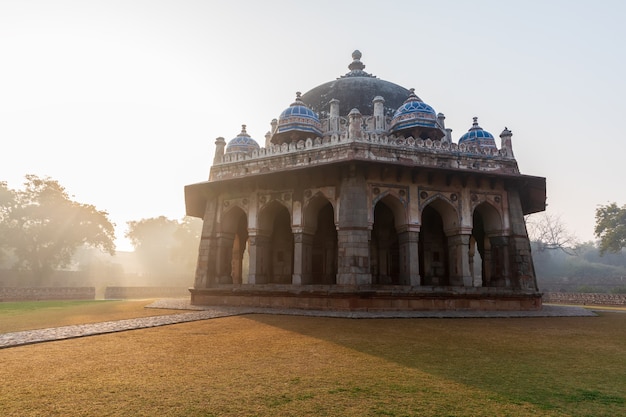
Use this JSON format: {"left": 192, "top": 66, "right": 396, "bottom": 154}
{"left": 171, "top": 216, "right": 202, "bottom": 271}
{"left": 595, "top": 202, "right": 626, "bottom": 255}
{"left": 125, "top": 216, "right": 201, "bottom": 285}
{"left": 0, "top": 175, "right": 115, "bottom": 281}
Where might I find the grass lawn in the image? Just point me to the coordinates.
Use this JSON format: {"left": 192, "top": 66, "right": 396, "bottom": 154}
{"left": 1, "top": 301, "right": 625, "bottom": 416}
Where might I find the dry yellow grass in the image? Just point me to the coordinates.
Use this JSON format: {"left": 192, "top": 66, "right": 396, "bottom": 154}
{"left": 1, "top": 305, "right": 625, "bottom": 416}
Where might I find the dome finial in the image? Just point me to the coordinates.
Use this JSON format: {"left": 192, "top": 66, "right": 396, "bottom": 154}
{"left": 241, "top": 124, "right": 247, "bottom": 134}
{"left": 348, "top": 50, "right": 366, "bottom": 72}
{"left": 472, "top": 116, "right": 479, "bottom": 127}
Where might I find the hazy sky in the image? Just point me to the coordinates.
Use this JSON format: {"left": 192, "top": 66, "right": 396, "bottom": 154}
{"left": 1, "top": 0, "right": 625, "bottom": 251}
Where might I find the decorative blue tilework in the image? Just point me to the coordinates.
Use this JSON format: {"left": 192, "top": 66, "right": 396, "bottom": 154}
{"left": 458, "top": 117, "right": 497, "bottom": 149}
{"left": 276, "top": 92, "right": 323, "bottom": 137}
{"left": 225, "top": 125, "right": 260, "bottom": 154}
{"left": 390, "top": 90, "right": 437, "bottom": 132}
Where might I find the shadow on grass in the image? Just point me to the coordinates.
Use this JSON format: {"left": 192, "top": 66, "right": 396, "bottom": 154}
{"left": 246, "top": 312, "right": 626, "bottom": 417}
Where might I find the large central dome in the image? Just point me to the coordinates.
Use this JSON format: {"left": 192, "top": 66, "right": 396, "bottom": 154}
{"left": 300, "top": 50, "right": 410, "bottom": 117}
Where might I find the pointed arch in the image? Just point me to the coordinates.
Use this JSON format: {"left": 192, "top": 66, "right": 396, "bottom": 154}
{"left": 473, "top": 201, "right": 502, "bottom": 234}
{"left": 420, "top": 195, "right": 458, "bottom": 232}
{"left": 372, "top": 191, "right": 407, "bottom": 229}
{"left": 303, "top": 193, "right": 336, "bottom": 231}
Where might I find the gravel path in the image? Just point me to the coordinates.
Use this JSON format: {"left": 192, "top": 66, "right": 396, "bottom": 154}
{"left": 0, "top": 300, "right": 596, "bottom": 349}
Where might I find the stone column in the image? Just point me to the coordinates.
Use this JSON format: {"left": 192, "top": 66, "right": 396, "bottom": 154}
{"left": 213, "top": 137, "right": 226, "bottom": 165}
{"left": 329, "top": 99, "right": 340, "bottom": 133}
{"left": 373, "top": 96, "right": 385, "bottom": 132}
{"left": 194, "top": 199, "right": 219, "bottom": 289}
{"left": 500, "top": 127, "right": 514, "bottom": 158}
{"left": 337, "top": 228, "right": 371, "bottom": 285}
{"left": 506, "top": 188, "right": 539, "bottom": 291}
{"left": 348, "top": 108, "right": 362, "bottom": 140}
{"left": 292, "top": 231, "right": 314, "bottom": 285}
{"left": 447, "top": 232, "right": 472, "bottom": 286}
{"left": 336, "top": 163, "right": 371, "bottom": 285}
{"left": 215, "top": 233, "right": 235, "bottom": 284}
{"left": 481, "top": 237, "right": 493, "bottom": 287}
{"left": 398, "top": 229, "right": 420, "bottom": 286}
{"left": 247, "top": 232, "right": 271, "bottom": 284}
{"left": 194, "top": 236, "right": 217, "bottom": 288}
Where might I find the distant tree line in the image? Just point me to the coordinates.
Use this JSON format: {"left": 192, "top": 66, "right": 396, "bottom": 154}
{"left": 0, "top": 175, "right": 201, "bottom": 287}
{"left": 529, "top": 205, "right": 626, "bottom": 293}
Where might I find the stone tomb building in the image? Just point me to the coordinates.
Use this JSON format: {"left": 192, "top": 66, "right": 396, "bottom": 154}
{"left": 185, "top": 51, "right": 546, "bottom": 311}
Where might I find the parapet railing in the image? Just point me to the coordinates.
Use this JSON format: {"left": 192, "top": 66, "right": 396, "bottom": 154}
{"left": 218, "top": 133, "right": 513, "bottom": 165}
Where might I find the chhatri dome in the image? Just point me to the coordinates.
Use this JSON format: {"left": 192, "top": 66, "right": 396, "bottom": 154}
{"left": 458, "top": 117, "right": 497, "bottom": 149}
{"left": 272, "top": 92, "right": 323, "bottom": 144}
{"left": 390, "top": 88, "right": 442, "bottom": 140}
{"left": 224, "top": 124, "right": 260, "bottom": 154}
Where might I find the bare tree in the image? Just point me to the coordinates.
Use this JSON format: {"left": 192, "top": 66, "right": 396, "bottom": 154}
{"left": 526, "top": 212, "right": 579, "bottom": 255}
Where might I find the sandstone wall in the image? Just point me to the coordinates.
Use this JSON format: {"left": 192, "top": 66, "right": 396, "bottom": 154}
{"left": 104, "top": 286, "right": 189, "bottom": 299}
{"left": 543, "top": 292, "right": 626, "bottom": 306}
{"left": 0, "top": 287, "right": 95, "bottom": 301}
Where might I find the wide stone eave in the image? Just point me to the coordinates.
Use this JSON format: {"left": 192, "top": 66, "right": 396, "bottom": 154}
{"left": 184, "top": 160, "right": 546, "bottom": 218}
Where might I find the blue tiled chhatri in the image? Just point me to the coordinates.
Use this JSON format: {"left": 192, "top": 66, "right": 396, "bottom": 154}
{"left": 276, "top": 92, "right": 323, "bottom": 137}
{"left": 225, "top": 125, "right": 260, "bottom": 154}
{"left": 458, "top": 117, "right": 497, "bottom": 149}
{"left": 390, "top": 89, "right": 438, "bottom": 133}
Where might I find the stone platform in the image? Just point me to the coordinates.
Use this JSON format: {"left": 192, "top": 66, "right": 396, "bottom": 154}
{"left": 190, "top": 285, "right": 543, "bottom": 311}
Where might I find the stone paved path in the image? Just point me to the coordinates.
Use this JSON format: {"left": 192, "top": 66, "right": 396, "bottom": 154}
{"left": 0, "top": 300, "right": 596, "bottom": 349}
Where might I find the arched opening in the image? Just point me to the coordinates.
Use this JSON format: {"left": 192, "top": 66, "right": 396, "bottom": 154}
{"left": 311, "top": 202, "right": 337, "bottom": 284}
{"left": 419, "top": 205, "right": 449, "bottom": 285}
{"left": 371, "top": 201, "right": 400, "bottom": 284}
{"left": 219, "top": 206, "right": 248, "bottom": 284}
{"left": 472, "top": 202, "right": 504, "bottom": 287}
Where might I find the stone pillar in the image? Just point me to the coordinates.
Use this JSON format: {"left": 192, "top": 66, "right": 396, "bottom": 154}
{"left": 437, "top": 112, "right": 446, "bottom": 129}
{"left": 348, "top": 108, "right": 362, "bottom": 140}
{"left": 445, "top": 128, "right": 453, "bottom": 144}
{"left": 213, "top": 137, "right": 226, "bottom": 165}
{"left": 398, "top": 229, "right": 421, "bottom": 286}
{"left": 481, "top": 237, "right": 493, "bottom": 287}
{"left": 447, "top": 232, "right": 472, "bottom": 286}
{"left": 292, "top": 231, "right": 314, "bottom": 285}
{"left": 215, "top": 233, "right": 235, "bottom": 284}
{"left": 194, "top": 199, "right": 219, "bottom": 288}
{"left": 373, "top": 96, "right": 385, "bottom": 132}
{"left": 337, "top": 228, "right": 371, "bottom": 285}
{"left": 500, "top": 127, "right": 514, "bottom": 158}
{"left": 329, "top": 99, "right": 340, "bottom": 133}
{"left": 336, "top": 163, "right": 371, "bottom": 285}
{"left": 506, "top": 188, "right": 539, "bottom": 291}
{"left": 194, "top": 236, "right": 217, "bottom": 288}
{"left": 247, "top": 232, "right": 271, "bottom": 284}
